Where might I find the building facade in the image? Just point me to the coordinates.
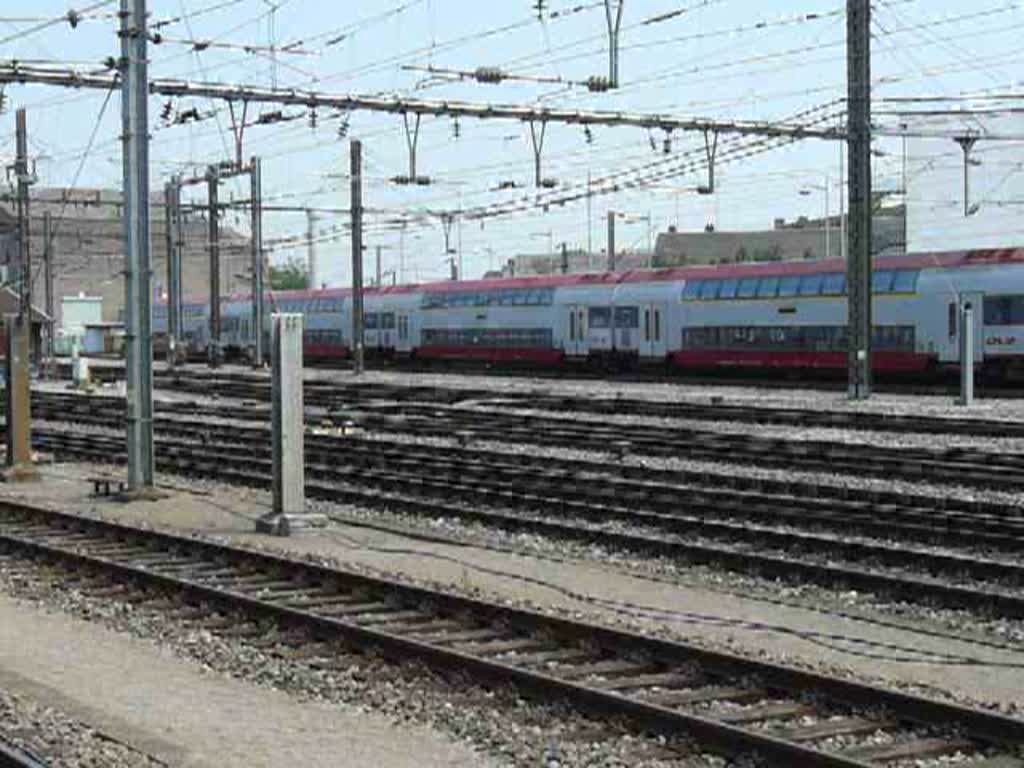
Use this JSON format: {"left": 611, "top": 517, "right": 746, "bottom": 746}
{"left": 0, "top": 188, "right": 251, "bottom": 329}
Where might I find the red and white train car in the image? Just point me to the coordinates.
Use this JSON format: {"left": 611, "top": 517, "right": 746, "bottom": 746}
{"left": 153, "top": 248, "right": 1024, "bottom": 379}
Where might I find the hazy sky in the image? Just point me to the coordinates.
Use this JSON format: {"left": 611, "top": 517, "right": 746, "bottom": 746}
{"left": 2, "top": 0, "right": 1022, "bottom": 285}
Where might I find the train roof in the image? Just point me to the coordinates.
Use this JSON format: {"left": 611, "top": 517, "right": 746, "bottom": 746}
{"left": 169, "top": 247, "right": 1024, "bottom": 305}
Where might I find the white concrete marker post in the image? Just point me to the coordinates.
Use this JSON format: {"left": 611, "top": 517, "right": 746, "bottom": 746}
{"left": 257, "top": 313, "right": 327, "bottom": 535}
{"left": 959, "top": 303, "right": 975, "bottom": 407}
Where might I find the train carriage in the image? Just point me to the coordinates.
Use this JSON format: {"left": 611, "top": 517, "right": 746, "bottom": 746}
{"left": 151, "top": 247, "right": 1024, "bottom": 381}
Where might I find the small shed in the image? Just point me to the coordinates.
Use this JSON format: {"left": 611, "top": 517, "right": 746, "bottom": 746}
{"left": 83, "top": 321, "right": 126, "bottom": 356}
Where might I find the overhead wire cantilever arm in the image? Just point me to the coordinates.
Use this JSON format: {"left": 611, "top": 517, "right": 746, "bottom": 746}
{"left": 604, "top": 0, "right": 624, "bottom": 88}
{"left": 227, "top": 100, "right": 249, "bottom": 169}
{"left": 529, "top": 119, "right": 547, "bottom": 187}
{"left": 403, "top": 112, "right": 422, "bottom": 179}
{"left": 702, "top": 129, "right": 719, "bottom": 193}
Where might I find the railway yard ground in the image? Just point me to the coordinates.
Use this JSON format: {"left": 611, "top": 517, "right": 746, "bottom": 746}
{"left": 4, "top": 363, "right": 1024, "bottom": 767}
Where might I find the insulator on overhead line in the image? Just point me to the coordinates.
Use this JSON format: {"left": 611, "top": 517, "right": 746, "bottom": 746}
{"left": 66, "top": 10, "right": 81, "bottom": 28}
{"left": 585, "top": 76, "right": 613, "bottom": 92}
{"left": 540, "top": 178, "right": 558, "bottom": 189}
{"left": 474, "top": 67, "right": 506, "bottom": 84}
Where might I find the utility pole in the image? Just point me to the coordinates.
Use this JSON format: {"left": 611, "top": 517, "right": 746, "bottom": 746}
{"left": 560, "top": 242, "right": 569, "bottom": 274}
{"left": 163, "top": 179, "right": 179, "bottom": 365}
{"left": 207, "top": 166, "right": 221, "bottom": 365}
{"left": 607, "top": 211, "right": 616, "bottom": 272}
{"left": 121, "top": 0, "right": 154, "bottom": 490}
{"left": 43, "top": 211, "right": 53, "bottom": 366}
{"left": 350, "top": 139, "right": 365, "bottom": 375}
{"left": 846, "top": 0, "right": 872, "bottom": 401}
{"left": 4, "top": 107, "right": 37, "bottom": 481}
{"left": 306, "top": 208, "right": 319, "bottom": 289}
{"left": 170, "top": 177, "right": 184, "bottom": 361}
{"left": 251, "top": 156, "right": 265, "bottom": 367}
{"left": 14, "top": 109, "right": 31, "bottom": 318}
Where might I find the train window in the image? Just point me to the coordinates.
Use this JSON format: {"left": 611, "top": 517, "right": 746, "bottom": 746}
{"left": 872, "top": 270, "right": 895, "bottom": 294}
{"left": 682, "top": 281, "right": 703, "bottom": 300}
{"left": 643, "top": 309, "right": 651, "bottom": 342}
{"left": 364, "top": 313, "right": 379, "bottom": 330}
{"left": 654, "top": 309, "right": 661, "bottom": 342}
{"left": 798, "top": 274, "right": 824, "bottom": 296}
{"left": 737, "top": 278, "right": 759, "bottom": 298}
{"left": 756, "top": 277, "right": 779, "bottom": 298}
{"left": 821, "top": 273, "right": 845, "bottom": 295}
{"left": 381, "top": 313, "right": 396, "bottom": 330}
{"left": 589, "top": 306, "right": 612, "bottom": 329}
{"left": 891, "top": 270, "right": 919, "bottom": 293}
{"left": 984, "top": 295, "right": 1024, "bottom": 326}
{"left": 699, "top": 281, "right": 720, "bottom": 300}
{"left": 948, "top": 302, "right": 957, "bottom": 339}
{"left": 569, "top": 311, "right": 576, "bottom": 341}
{"left": 615, "top": 306, "right": 640, "bottom": 328}
{"left": 718, "top": 279, "right": 739, "bottom": 299}
{"left": 778, "top": 276, "right": 800, "bottom": 297}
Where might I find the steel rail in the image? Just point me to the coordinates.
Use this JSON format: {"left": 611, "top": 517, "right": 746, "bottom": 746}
{"left": 32, "top": 390, "right": 1024, "bottom": 518}
{"left": 1, "top": 501, "right": 1023, "bottom": 766}
{"left": 0, "top": 739, "right": 49, "bottom": 768}
{"left": 28, "top": 428, "right": 1024, "bottom": 618}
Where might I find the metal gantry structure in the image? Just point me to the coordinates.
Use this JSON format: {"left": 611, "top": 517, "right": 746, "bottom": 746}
{"left": 0, "top": 0, "right": 886, "bottom": 489}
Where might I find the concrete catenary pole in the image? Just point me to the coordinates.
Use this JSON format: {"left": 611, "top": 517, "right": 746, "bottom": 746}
{"left": 121, "top": 0, "right": 154, "bottom": 489}
{"left": 306, "top": 208, "right": 319, "bottom": 290}
{"left": 846, "top": 0, "right": 872, "bottom": 400}
{"left": 5, "top": 109, "right": 36, "bottom": 481}
{"left": 170, "top": 176, "right": 184, "bottom": 361}
{"left": 607, "top": 211, "right": 616, "bottom": 272}
{"left": 207, "top": 166, "right": 221, "bottom": 364}
{"left": 14, "top": 110, "right": 31, "bottom": 318}
{"left": 163, "top": 180, "right": 179, "bottom": 364}
{"left": 43, "top": 211, "right": 54, "bottom": 365}
{"left": 251, "top": 156, "right": 265, "bottom": 367}
{"left": 350, "top": 140, "right": 365, "bottom": 375}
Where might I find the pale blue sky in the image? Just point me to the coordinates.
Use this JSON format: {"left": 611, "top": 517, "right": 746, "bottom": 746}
{"left": 2, "top": 0, "right": 1023, "bottom": 285}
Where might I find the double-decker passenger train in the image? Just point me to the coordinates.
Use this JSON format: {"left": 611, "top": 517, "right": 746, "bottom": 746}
{"left": 154, "top": 248, "right": 1024, "bottom": 380}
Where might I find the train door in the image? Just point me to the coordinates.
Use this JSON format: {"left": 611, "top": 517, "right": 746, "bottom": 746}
{"left": 396, "top": 313, "right": 411, "bottom": 353}
{"left": 380, "top": 312, "right": 395, "bottom": 350}
{"left": 642, "top": 303, "right": 668, "bottom": 359}
{"left": 566, "top": 304, "right": 587, "bottom": 357}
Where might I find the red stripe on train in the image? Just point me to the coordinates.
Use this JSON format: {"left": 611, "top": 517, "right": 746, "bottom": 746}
{"left": 669, "top": 350, "right": 934, "bottom": 372}
{"left": 416, "top": 346, "right": 565, "bottom": 365}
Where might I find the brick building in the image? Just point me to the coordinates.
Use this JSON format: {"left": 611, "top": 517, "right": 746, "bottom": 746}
{"left": 0, "top": 188, "right": 251, "bottom": 329}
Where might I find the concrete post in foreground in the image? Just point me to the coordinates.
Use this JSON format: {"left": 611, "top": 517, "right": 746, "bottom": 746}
{"left": 257, "top": 314, "right": 326, "bottom": 535}
{"left": 4, "top": 314, "right": 38, "bottom": 482}
{"left": 120, "top": 0, "right": 155, "bottom": 490}
{"left": 959, "top": 303, "right": 975, "bottom": 407}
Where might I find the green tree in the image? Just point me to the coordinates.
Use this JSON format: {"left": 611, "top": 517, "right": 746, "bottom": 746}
{"left": 269, "top": 257, "right": 310, "bottom": 290}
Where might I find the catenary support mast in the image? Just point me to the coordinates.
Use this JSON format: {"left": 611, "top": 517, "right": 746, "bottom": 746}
{"left": 846, "top": 0, "right": 872, "bottom": 400}
{"left": 121, "top": 0, "right": 154, "bottom": 489}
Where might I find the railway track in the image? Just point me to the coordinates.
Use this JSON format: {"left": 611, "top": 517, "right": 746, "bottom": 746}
{"left": 25, "top": 414, "right": 1024, "bottom": 618}
{"left": 31, "top": 397, "right": 1024, "bottom": 553}
{"left": 0, "top": 738, "right": 48, "bottom": 768}
{"left": 1, "top": 500, "right": 1022, "bottom": 767}
{"left": 152, "top": 368, "right": 1024, "bottom": 439}
{"left": 34, "top": 389, "right": 1024, "bottom": 492}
